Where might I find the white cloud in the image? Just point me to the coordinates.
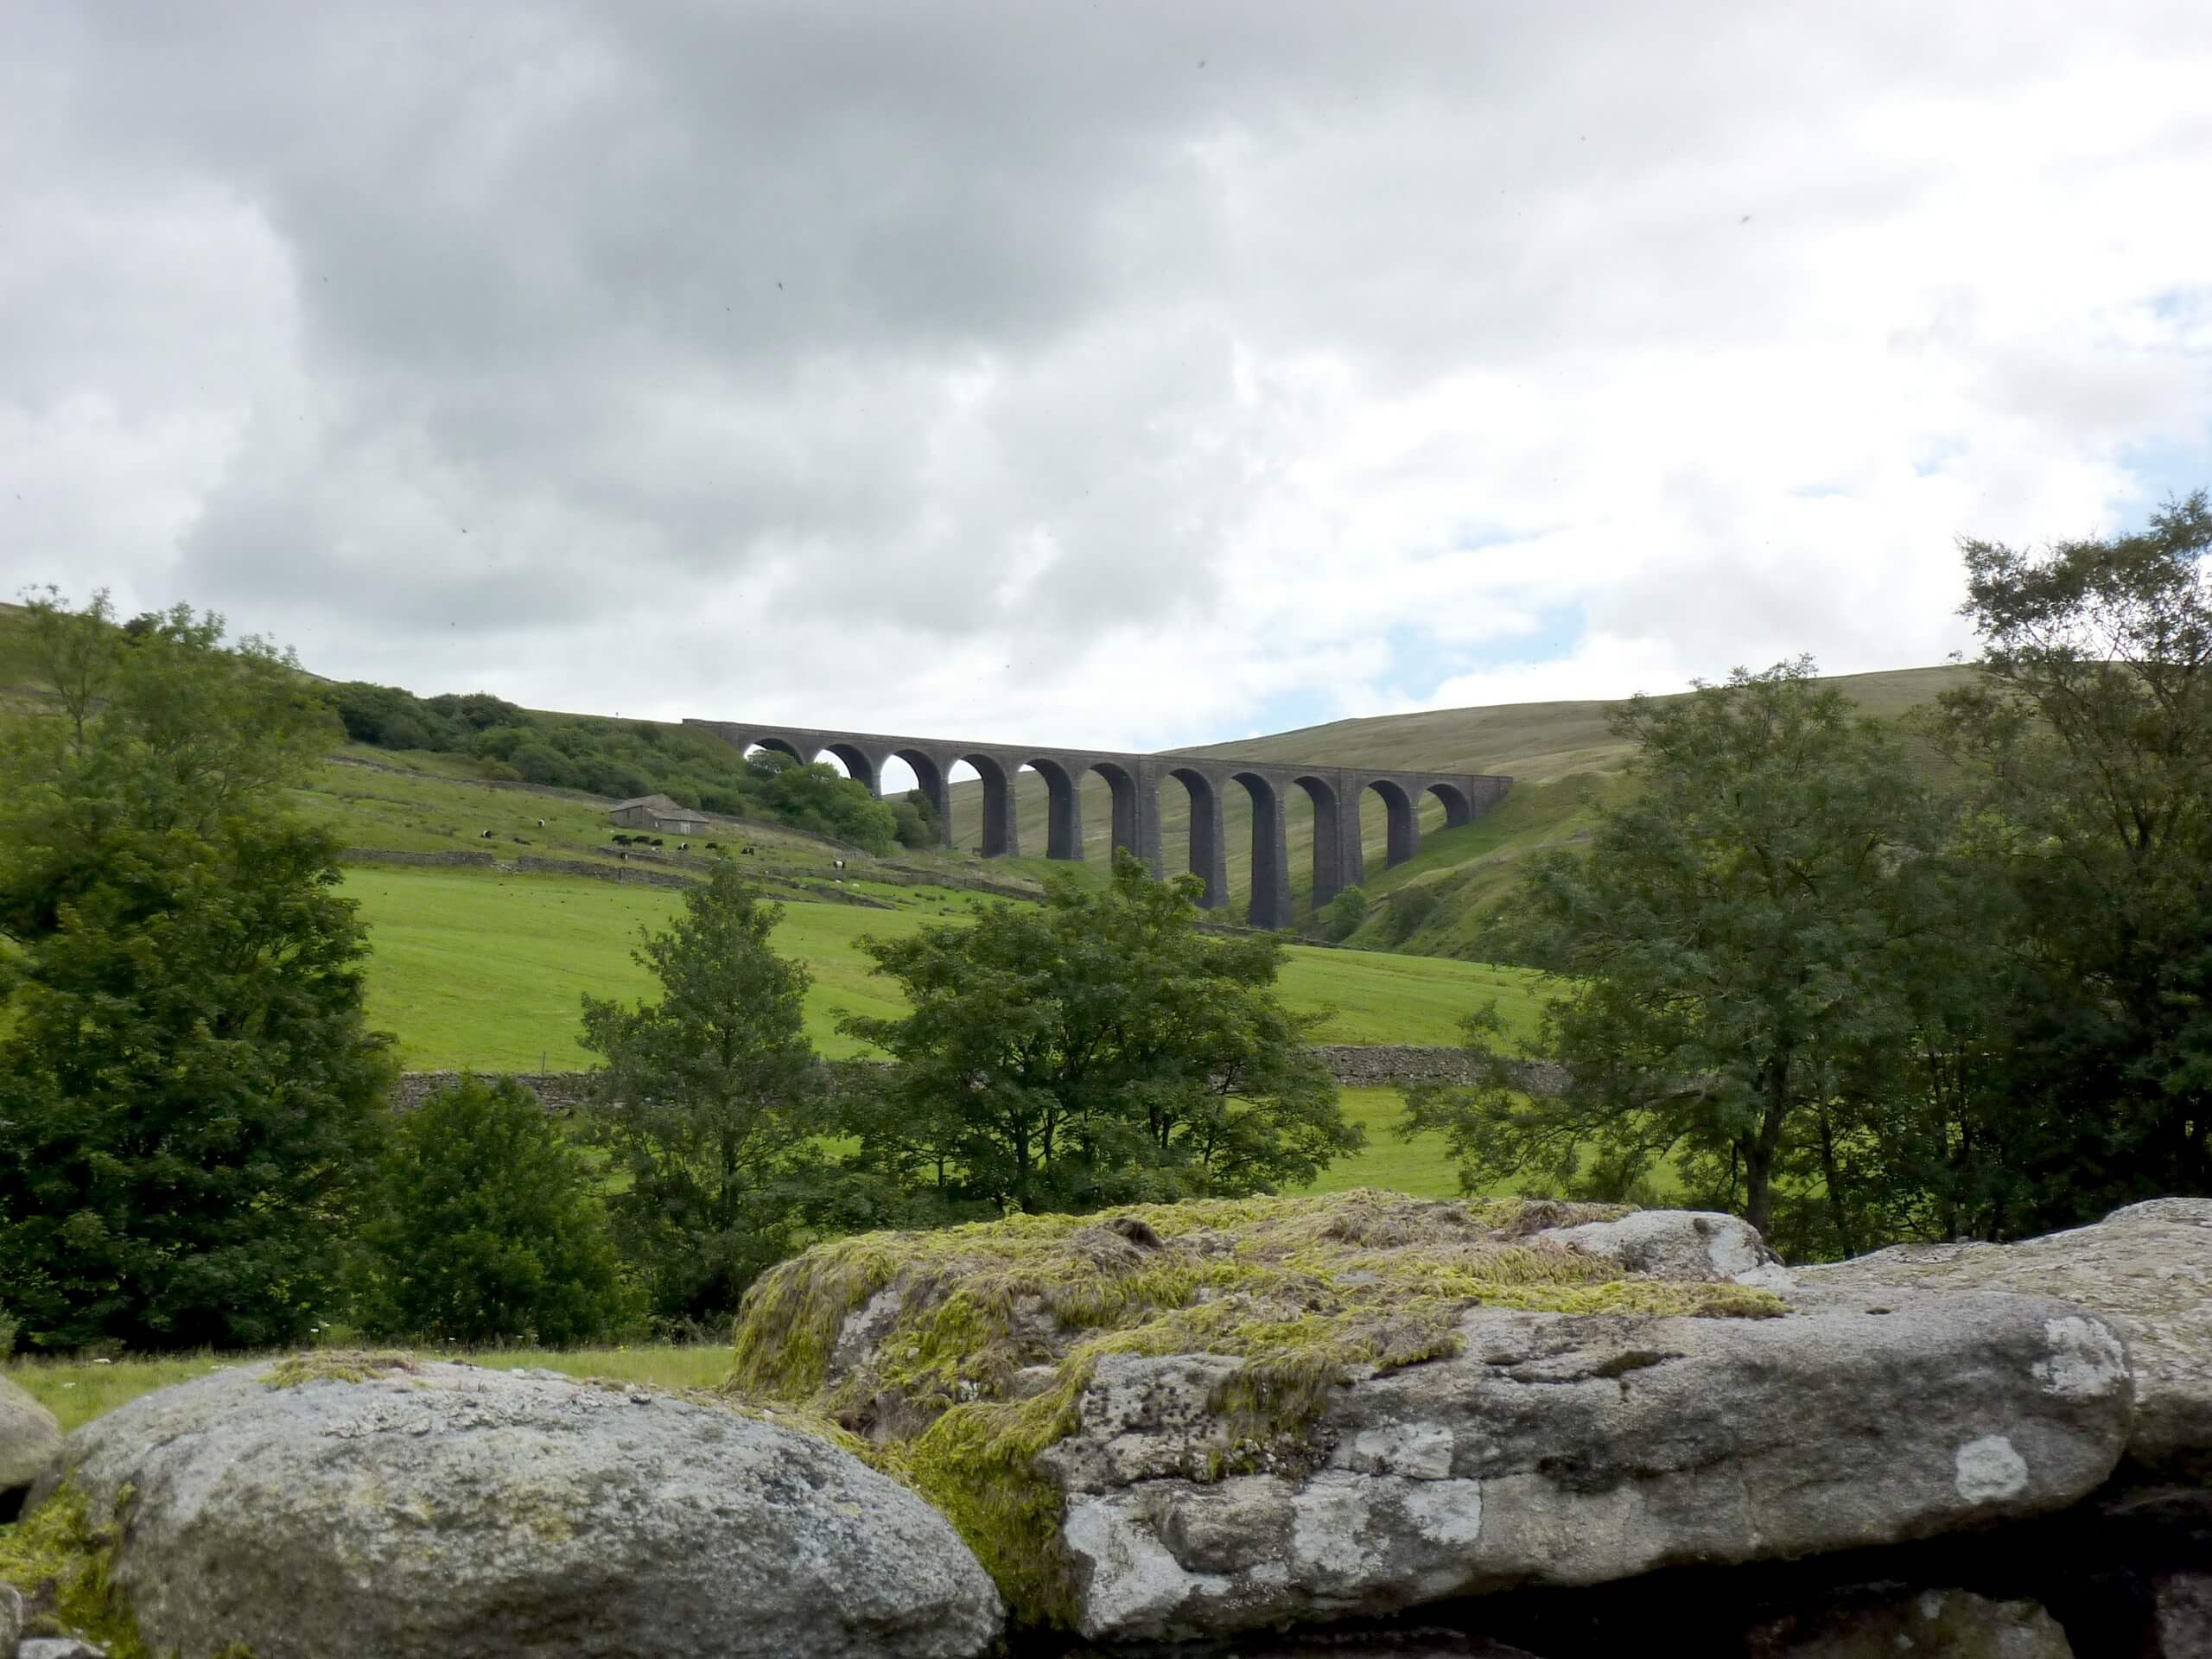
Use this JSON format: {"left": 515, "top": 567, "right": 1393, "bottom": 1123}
{"left": 2, "top": 0, "right": 2208, "bottom": 758}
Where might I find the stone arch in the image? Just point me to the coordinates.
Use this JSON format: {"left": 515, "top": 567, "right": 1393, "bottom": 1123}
{"left": 1020, "top": 757, "right": 1084, "bottom": 861}
{"left": 1365, "top": 777, "right": 1419, "bottom": 868}
{"left": 1231, "top": 771, "right": 1292, "bottom": 929}
{"left": 1090, "top": 760, "right": 1145, "bottom": 866}
{"left": 746, "top": 734, "right": 808, "bottom": 766}
{"left": 1426, "top": 779, "right": 1474, "bottom": 830}
{"left": 1294, "top": 773, "right": 1344, "bottom": 907}
{"left": 892, "top": 747, "right": 951, "bottom": 846}
{"left": 958, "top": 752, "right": 1018, "bottom": 857}
{"left": 1166, "top": 765, "right": 1227, "bottom": 909}
{"left": 818, "top": 741, "right": 878, "bottom": 794}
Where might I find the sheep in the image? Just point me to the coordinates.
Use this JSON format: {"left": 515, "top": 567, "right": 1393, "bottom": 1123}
{"left": 479, "top": 830, "right": 494, "bottom": 840}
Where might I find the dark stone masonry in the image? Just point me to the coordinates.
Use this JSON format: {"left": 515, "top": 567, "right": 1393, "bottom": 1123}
{"left": 687, "top": 717, "right": 1513, "bottom": 929}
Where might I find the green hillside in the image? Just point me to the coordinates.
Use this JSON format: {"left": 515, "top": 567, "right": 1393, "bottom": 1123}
{"left": 345, "top": 865, "right": 1544, "bottom": 1071}
{"left": 949, "top": 664, "right": 1976, "bottom": 953}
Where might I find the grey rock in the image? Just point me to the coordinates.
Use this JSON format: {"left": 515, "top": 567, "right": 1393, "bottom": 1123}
{"left": 0, "top": 1374, "right": 62, "bottom": 1495}
{"left": 20, "top": 1639, "right": 110, "bottom": 1659}
{"left": 2, "top": 1580, "right": 22, "bottom": 1656}
{"left": 2156, "top": 1573, "right": 2212, "bottom": 1659}
{"left": 32, "top": 1357, "right": 1001, "bottom": 1659}
{"left": 1043, "top": 1290, "right": 2130, "bottom": 1643}
{"left": 1537, "top": 1207, "right": 1796, "bottom": 1292}
{"left": 1745, "top": 1587, "right": 2074, "bottom": 1657}
{"left": 1799, "top": 1197, "right": 2212, "bottom": 1471}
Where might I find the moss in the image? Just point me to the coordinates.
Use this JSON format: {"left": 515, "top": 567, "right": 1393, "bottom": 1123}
{"left": 0, "top": 1483, "right": 150, "bottom": 1659}
{"left": 728, "top": 1189, "right": 1787, "bottom": 1628}
{"left": 260, "top": 1350, "right": 419, "bottom": 1389}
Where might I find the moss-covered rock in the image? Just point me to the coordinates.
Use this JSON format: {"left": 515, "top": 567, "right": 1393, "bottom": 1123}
{"left": 730, "top": 1192, "right": 2139, "bottom": 1644}
{"left": 729, "top": 1191, "right": 1791, "bottom": 1630}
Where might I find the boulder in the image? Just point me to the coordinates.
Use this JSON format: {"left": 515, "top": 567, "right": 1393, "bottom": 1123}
{"left": 3, "top": 1580, "right": 22, "bottom": 1656}
{"left": 1743, "top": 1588, "right": 2074, "bottom": 1657}
{"left": 30, "top": 1354, "right": 1002, "bottom": 1659}
{"left": 1051, "top": 1292, "right": 2128, "bottom": 1642}
{"left": 731, "top": 1191, "right": 2134, "bottom": 1646}
{"left": 2155, "top": 1573, "right": 2211, "bottom": 1658}
{"left": 1535, "top": 1207, "right": 1796, "bottom": 1292}
{"left": 1, "top": 1374, "right": 63, "bottom": 1499}
{"left": 1798, "top": 1198, "right": 2212, "bottom": 1472}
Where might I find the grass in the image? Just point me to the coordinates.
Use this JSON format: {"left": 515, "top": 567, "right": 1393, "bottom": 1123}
{"left": 344, "top": 865, "right": 1545, "bottom": 1069}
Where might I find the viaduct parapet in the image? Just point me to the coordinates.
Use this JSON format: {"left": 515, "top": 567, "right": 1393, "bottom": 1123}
{"left": 683, "top": 718, "right": 1511, "bottom": 931}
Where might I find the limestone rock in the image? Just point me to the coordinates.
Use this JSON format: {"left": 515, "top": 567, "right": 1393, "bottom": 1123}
{"left": 2156, "top": 1573, "right": 2212, "bottom": 1659}
{"left": 1047, "top": 1291, "right": 2129, "bottom": 1642}
{"left": 20, "top": 1639, "right": 111, "bottom": 1659}
{"left": 1745, "top": 1587, "right": 2073, "bottom": 1656}
{"left": 32, "top": 1356, "right": 1002, "bottom": 1659}
{"left": 1, "top": 1374, "right": 63, "bottom": 1497}
{"left": 1799, "top": 1197, "right": 2212, "bottom": 1471}
{"left": 3, "top": 1580, "right": 23, "bottom": 1656}
{"left": 1536, "top": 1207, "right": 1796, "bottom": 1292}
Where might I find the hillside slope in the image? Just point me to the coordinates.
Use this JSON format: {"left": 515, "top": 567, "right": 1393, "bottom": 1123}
{"left": 950, "top": 664, "right": 1974, "bottom": 954}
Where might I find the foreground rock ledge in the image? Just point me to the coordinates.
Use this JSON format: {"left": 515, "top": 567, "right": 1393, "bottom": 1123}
{"left": 29, "top": 1356, "right": 1003, "bottom": 1659}
{"left": 728, "top": 1192, "right": 2137, "bottom": 1645}
{"left": 1800, "top": 1196, "right": 2212, "bottom": 1475}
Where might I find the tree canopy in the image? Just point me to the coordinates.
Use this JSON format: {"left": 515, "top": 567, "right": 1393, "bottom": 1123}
{"left": 578, "top": 864, "right": 827, "bottom": 1326}
{"left": 0, "top": 591, "right": 392, "bottom": 1351}
{"left": 838, "top": 852, "right": 1357, "bottom": 1217}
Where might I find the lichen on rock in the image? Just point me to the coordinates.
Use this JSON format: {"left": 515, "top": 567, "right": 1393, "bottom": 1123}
{"left": 727, "top": 1189, "right": 1788, "bottom": 1626}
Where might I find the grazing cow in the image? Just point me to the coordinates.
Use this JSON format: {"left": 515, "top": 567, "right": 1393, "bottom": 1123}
{"left": 741, "top": 846, "right": 755, "bottom": 855}
{"left": 833, "top": 858, "right": 845, "bottom": 870}
{"left": 650, "top": 837, "right": 664, "bottom": 848}
{"left": 612, "top": 834, "right": 631, "bottom": 846}
{"left": 705, "top": 842, "right": 721, "bottom": 852}
{"left": 677, "top": 842, "right": 690, "bottom": 852}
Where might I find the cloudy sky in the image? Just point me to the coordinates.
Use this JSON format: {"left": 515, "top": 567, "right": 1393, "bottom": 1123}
{"left": 6, "top": 1, "right": 2210, "bottom": 765}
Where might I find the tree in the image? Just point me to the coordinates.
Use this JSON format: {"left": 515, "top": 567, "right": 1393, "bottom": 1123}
{"left": 839, "top": 851, "right": 1358, "bottom": 1216}
{"left": 760, "top": 760, "right": 898, "bottom": 853}
{"left": 0, "top": 596, "right": 392, "bottom": 1350}
{"left": 1404, "top": 661, "right": 1948, "bottom": 1250}
{"left": 1315, "top": 885, "right": 1368, "bottom": 942}
{"left": 578, "top": 866, "right": 826, "bottom": 1325}
{"left": 354, "top": 1076, "right": 636, "bottom": 1344}
{"left": 1933, "top": 492, "right": 2212, "bottom": 1224}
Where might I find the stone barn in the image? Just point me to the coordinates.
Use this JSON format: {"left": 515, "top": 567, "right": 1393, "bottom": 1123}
{"left": 607, "top": 794, "right": 709, "bottom": 835}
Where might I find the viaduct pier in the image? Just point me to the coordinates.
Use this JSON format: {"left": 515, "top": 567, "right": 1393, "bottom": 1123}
{"left": 685, "top": 718, "right": 1511, "bottom": 931}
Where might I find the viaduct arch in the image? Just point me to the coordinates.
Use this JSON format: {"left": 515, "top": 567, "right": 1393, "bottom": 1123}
{"left": 684, "top": 718, "right": 1511, "bottom": 931}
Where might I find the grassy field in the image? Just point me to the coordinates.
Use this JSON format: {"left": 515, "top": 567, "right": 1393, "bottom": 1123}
{"left": 346, "top": 866, "right": 1545, "bottom": 1069}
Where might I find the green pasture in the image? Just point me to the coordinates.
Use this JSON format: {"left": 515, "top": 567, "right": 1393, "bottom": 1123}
{"left": 344, "top": 867, "right": 1545, "bottom": 1070}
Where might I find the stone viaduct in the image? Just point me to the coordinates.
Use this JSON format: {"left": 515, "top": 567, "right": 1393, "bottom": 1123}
{"left": 684, "top": 718, "right": 1512, "bottom": 931}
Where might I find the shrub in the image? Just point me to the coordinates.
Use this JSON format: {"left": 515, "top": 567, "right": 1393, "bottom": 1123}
{"left": 354, "top": 1075, "right": 637, "bottom": 1344}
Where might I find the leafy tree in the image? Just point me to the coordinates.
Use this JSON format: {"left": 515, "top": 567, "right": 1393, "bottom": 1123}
{"left": 893, "top": 788, "right": 940, "bottom": 850}
{"left": 840, "top": 851, "right": 1357, "bottom": 1216}
{"left": 1404, "top": 661, "right": 1948, "bottom": 1249}
{"left": 1933, "top": 492, "right": 2212, "bottom": 1224}
{"left": 0, "top": 595, "right": 392, "bottom": 1350}
{"left": 1315, "top": 884, "right": 1367, "bottom": 941}
{"left": 354, "top": 1076, "right": 636, "bottom": 1344}
{"left": 578, "top": 866, "right": 826, "bottom": 1325}
{"left": 761, "top": 760, "right": 899, "bottom": 853}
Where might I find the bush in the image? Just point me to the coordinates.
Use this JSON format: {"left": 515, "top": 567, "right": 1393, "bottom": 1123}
{"left": 1384, "top": 884, "right": 1440, "bottom": 944}
{"left": 1316, "top": 885, "right": 1368, "bottom": 941}
{"left": 354, "top": 1076, "right": 637, "bottom": 1344}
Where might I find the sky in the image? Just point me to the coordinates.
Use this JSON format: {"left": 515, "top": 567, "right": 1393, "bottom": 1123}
{"left": 5, "top": 1, "right": 2211, "bottom": 776}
